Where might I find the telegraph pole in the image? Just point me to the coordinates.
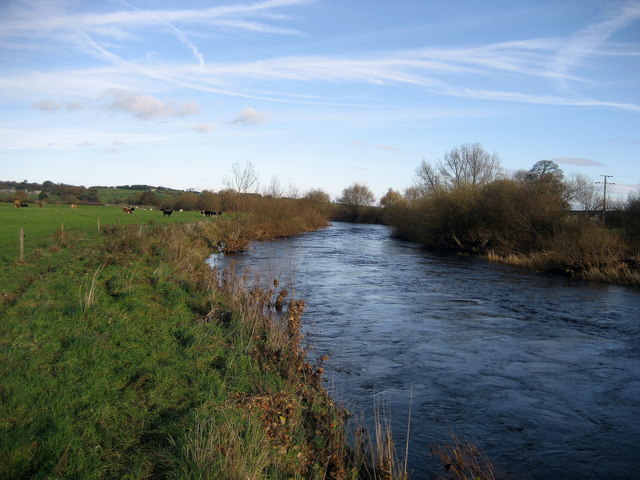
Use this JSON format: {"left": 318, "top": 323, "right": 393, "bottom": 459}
{"left": 596, "top": 175, "right": 614, "bottom": 223}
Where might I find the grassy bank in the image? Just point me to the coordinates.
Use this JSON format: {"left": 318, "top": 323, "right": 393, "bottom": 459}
{"left": 1, "top": 214, "right": 354, "bottom": 478}
{"left": 1, "top": 197, "right": 430, "bottom": 479}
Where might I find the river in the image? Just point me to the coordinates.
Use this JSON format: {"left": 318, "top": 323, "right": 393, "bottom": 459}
{"left": 210, "top": 222, "right": 640, "bottom": 479}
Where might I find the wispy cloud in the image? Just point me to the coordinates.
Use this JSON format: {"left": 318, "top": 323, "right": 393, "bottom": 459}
{"left": 553, "top": 157, "right": 605, "bottom": 167}
{"left": 193, "top": 123, "right": 216, "bottom": 133}
{"left": 32, "top": 99, "right": 62, "bottom": 111}
{"left": 231, "top": 107, "right": 268, "bottom": 125}
{"left": 117, "top": 0, "right": 206, "bottom": 73}
{"left": 1, "top": 0, "right": 639, "bottom": 114}
{"left": 1, "top": 0, "right": 309, "bottom": 38}
{"left": 103, "top": 89, "right": 199, "bottom": 120}
{"left": 376, "top": 145, "right": 401, "bottom": 151}
{"left": 550, "top": 1, "right": 640, "bottom": 90}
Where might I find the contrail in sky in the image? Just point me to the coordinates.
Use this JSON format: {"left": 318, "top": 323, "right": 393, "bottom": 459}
{"left": 117, "top": 0, "right": 205, "bottom": 75}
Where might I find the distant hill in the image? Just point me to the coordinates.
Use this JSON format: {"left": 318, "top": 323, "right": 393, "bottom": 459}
{"left": 0, "top": 180, "right": 193, "bottom": 205}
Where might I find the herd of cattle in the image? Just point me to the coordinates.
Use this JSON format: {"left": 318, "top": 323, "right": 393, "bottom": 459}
{"left": 159, "top": 209, "right": 223, "bottom": 217}
{"left": 13, "top": 200, "right": 222, "bottom": 218}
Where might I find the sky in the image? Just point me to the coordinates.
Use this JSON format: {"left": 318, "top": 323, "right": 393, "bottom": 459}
{"left": 1, "top": 0, "right": 639, "bottom": 201}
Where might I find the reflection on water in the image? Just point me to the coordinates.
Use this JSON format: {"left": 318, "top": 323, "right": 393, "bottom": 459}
{"left": 210, "top": 222, "right": 640, "bottom": 479}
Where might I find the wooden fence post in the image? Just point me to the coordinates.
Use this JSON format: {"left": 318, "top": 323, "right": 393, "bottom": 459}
{"left": 19, "top": 228, "right": 24, "bottom": 263}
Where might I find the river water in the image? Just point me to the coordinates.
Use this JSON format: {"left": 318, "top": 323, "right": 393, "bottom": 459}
{"left": 210, "top": 222, "right": 640, "bottom": 479}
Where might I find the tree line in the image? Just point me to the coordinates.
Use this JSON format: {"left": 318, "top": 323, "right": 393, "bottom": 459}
{"left": 334, "top": 144, "right": 639, "bottom": 283}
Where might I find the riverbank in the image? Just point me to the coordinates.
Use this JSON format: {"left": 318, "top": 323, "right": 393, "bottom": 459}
{"left": 380, "top": 194, "right": 640, "bottom": 289}
{"left": 485, "top": 249, "right": 640, "bottom": 287}
{"left": 2, "top": 213, "right": 433, "bottom": 478}
{"left": 220, "top": 221, "right": 640, "bottom": 479}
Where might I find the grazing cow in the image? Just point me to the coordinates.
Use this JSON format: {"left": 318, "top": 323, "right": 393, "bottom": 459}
{"left": 70, "top": 204, "right": 78, "bottom": 209}
{"left": 13, "top": 199, "right": 21, "bottom": 208}
{"left": 21, "top": 203, "right": 28, "bottom": 207}
{"left": 122, "top": 206, "right": 135, "bottom": 214}
{"left": 201, "top": 210, "right": 215, "bottom": 217}
{"left": 161, "top": 209, "right": 174, "bottom": 217}
{"left": 36, "top": 201, "right": 43, "bottom": 207}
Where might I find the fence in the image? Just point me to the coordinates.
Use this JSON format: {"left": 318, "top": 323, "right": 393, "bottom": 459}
{"left": 0, "top": 204, "right": 208, "bottom": 265}
{"left": 2, "top": 220, "right": 105, "bottom": 265}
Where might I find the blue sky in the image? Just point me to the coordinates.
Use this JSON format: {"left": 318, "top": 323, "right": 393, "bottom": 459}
{"left": 1, "top": 0, "right": 639, "bottom": 201}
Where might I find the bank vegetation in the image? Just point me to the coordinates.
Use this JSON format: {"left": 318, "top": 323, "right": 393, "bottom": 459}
{"left": 380, "top": 144, "right": 640, "bottom": 287}
{"left": 4, "top": 192, "right": 456, "bottom": 479}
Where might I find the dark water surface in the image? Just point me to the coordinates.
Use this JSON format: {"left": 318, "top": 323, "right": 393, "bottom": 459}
{"left": 210, "top": 222, "right": 640, "bottom": 479}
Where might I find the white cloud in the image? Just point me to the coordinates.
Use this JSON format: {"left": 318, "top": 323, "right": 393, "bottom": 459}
{"left": 32, "top": 99, "right": 62, "bottom": 111}
{"left": 1, "top": 1, "right": 638, "bottom": 114}
{"left": 66, "top": 101, "right": 86, "bottom": 111}
{"left": 231, "top": 107, "right": 268, "bottom": 125}
{"left": 193, "top": 123, "right": 216, "bottom": 133}
{"left": 553, "top": 157, "right": 605, "bottom": 167}
{"left": 376, "top": 145, "right": 401, "bottom": 151}
{"left": 103, "top": 89, "right": 199, "bottom": 120}
{"left": 0, "top": 0, "right": 309, "bottom": 39}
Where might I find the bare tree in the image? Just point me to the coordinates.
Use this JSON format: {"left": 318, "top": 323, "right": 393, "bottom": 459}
{"left": 223, "top": 161, "right": 259, "bottom": 212}
{"left": 286, "top": 181, "right": 300, "bottom": 199}
{"left": 264, "top": 175, "right": 283, "bottom": 198}
{"left": 415, "top": 143, "right": 501, "bottom": 194}
{"left": 415, "top": 160, "right": 442, "bottom": 195}
{"left": 403, "top": 185, "right": 423, "bottom": 203}
{"left": 565, "top": 173, "right": 601, "bottom": 211}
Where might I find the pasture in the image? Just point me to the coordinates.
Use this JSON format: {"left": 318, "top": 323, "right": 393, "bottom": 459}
{"left": 0, "top": 202, "right": 212, "bottom": 264}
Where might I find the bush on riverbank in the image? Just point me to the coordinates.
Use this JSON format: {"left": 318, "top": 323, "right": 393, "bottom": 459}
{"left": 381, "top": 151, "right": 640, "bottom": 287}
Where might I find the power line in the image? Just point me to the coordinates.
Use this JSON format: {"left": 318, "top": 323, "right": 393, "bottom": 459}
{"left": 596, "top": 175, "right": 614, "bottom": 222}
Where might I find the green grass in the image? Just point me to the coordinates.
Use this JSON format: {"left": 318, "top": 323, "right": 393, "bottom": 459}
{"left": 0, "top": 203, "right": 211, "bottom": 264}
{"left": 0, "top": 217, "right": 352, "bottom": 479}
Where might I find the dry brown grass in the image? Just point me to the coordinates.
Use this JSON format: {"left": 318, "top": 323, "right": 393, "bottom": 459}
{"left": 349, "top": 399, "right": 410, "bottom": 480}
{"left": 431, "top": 433, "right": 498, "bottom": 480}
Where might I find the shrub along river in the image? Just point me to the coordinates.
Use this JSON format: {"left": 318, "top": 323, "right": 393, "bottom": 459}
{"left": 210, "top": 222, "right": 640, "bottom": 479}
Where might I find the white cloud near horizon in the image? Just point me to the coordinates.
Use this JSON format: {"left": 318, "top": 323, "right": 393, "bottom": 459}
{"left": 553, "top": 157, "right": 605, "bottom": 167}
{"left": 0, "top": 127, "right": 169, "bottom": 150}
{"left": 376, "top": 145, "right": 401, "bottom": 151}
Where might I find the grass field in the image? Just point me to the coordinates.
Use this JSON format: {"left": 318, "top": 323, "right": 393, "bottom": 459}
{"left": 0, "top": 202, "right": 211, "bottom": 264}
{"left": 0, "top": 206, "right": 355, "bottom": 479}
